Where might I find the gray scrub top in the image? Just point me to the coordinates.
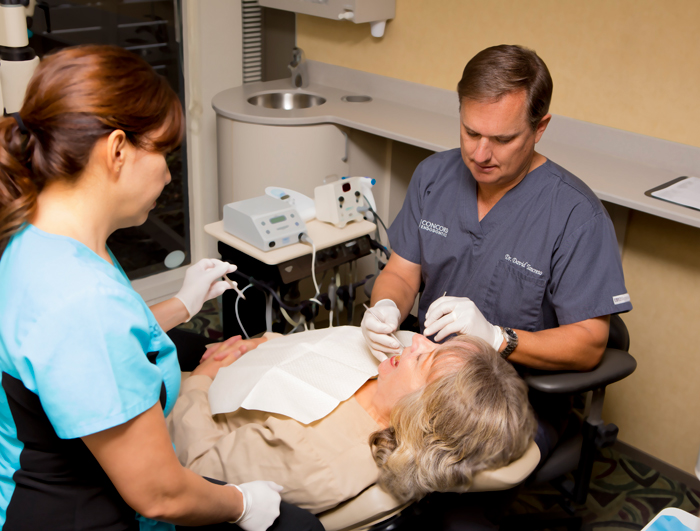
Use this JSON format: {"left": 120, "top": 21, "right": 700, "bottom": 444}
{"left": 388, "top": 148, "right": 632, "bottom": 333}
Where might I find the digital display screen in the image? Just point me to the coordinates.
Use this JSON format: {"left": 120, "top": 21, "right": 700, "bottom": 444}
{"left": 270, "top": 215, "right": 287, "bottom": 224}
{"left": 342, "top": 183, "right": 351, "bottom": 192}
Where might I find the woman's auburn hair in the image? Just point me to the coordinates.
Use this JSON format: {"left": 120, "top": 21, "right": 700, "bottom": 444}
{"left": 369, "top": 335, "right": 537, "bottom": 503}
{"left": 0, "top": 44, "right": 184, "bottom": 254}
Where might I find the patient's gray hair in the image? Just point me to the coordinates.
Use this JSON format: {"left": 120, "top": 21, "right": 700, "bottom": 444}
{"left": 369, "top": 335, "right": 536, "bottom": 503}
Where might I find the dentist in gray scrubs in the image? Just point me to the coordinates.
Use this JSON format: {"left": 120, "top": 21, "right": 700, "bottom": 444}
{"left": 362, "top": 44, "right": 632, "bottom": 460}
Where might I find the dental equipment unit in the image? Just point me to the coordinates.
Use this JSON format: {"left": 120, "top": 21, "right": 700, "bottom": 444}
{"left": 223, "top": 177, "right": 377, "bottom": 251}
{"left": 223, "top": 195, "right": 308, "bottom": 251}
{"left": 214, "top": 176, "right": 385, "bottom": 338}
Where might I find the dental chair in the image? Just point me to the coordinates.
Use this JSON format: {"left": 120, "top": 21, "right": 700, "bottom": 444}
{"left": 334, "top": 311, "right": 635, "bottom": 531}
{"left": 317, "top": 440, "right": 541, "bottom": 531}
{"left": 315, "top": 328, "right": 541, "bottom": 531}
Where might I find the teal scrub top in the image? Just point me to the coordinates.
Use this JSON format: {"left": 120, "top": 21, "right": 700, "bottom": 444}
{"left": 0, "top": 225, "right": 180, "bottom": 530}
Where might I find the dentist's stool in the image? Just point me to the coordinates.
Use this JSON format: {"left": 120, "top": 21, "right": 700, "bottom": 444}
{"left": 317, "top": 439, "right": 541, "bottom": 531}
{"left": 500, "top": 314, "right": 636, "bottom": 530}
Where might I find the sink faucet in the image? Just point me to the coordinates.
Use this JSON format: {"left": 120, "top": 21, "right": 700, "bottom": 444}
{"left": 288, "top": 47, "right": 309, "bottom": 89}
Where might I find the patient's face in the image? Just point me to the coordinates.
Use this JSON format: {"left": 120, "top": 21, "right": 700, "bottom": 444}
{"left": 375, "top": 334, "right": 436, "bottom": 405}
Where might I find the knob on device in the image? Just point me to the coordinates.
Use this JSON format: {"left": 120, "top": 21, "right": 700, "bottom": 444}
{"left": 314, "top": 176, "right": 374, "bottom": 228}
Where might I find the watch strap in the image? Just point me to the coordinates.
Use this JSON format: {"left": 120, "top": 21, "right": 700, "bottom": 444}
{"left": 500, "top": 327, "right": 518, "bottom": 359}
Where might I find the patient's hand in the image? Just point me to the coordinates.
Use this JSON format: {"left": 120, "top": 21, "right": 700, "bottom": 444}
{"left": 199, "top": 334, "right": 241, "bottom": 363}
{"left": 200, "top": 335, "right": 268, "bottom": 362}
{"left": 191, "top": 348, "right": 240, "bottom": 379}
{"left": 192, "top": 336, "right": 268, "bottom": 379}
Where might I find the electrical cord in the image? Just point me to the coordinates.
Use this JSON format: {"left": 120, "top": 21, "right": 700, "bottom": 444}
{"left": 230, "top": 270, "right": 309, "bottom": 312}
{"left": 265, "top": 292, "right": 273, "bottom": 333}
{"left": 299, "top": 233, "right": 321, "bottom": 297}
{"left": 362, "top": 194, "right": 389, "bottom": 238}
{"left": 280, "top": 305, "right": 303, "bottom": 329}
{"left": 287, "top": 320, "right": 306, "bottom": 334}
{"left": 328, "top": 275, "right": 337, "bottom": 329}
{"left": 360, "top": 195, "right": 391, "bottom": 274}
{"left": 235, "top": 283, "right": 254, "bottom": 339}
{"left": 229, "top": 267, "right": 375, "bottom": 329}
{"left": 369, "top": 238, "right": 391, "bottom": 259}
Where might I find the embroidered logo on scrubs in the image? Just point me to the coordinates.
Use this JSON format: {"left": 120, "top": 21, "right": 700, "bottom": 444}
{"left": 420, "top": 219, "right": 449, "bottom": 237}
{"left": 504, "top": 254, "right": 543, "bottom": 276}
{"left": 613, "top": 293, "right": 631, "bottom": 305}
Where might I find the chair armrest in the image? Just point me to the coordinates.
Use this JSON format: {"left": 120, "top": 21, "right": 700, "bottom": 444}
{"left": 523, "top": 348, "right": 637, "bottom": 394}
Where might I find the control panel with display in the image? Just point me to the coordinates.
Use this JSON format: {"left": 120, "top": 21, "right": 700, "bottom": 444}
{"left": 223, "top": 195, "right": 308, "bottom": 251}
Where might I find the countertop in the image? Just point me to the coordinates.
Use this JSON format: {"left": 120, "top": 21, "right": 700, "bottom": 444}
{"left": 205, "top": 219, "right": 376, "bottom": 265}
{"left": 212, "top": 61, "right": 700, "bottom": 229}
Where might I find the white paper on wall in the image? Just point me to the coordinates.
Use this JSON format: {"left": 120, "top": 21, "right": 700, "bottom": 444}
{"left": 651, "top": 176, "right": 700, "bottom": 211}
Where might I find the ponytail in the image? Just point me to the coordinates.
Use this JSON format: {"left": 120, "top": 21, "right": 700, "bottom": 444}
{"left": 0, "top": 115, "right": 39, "bottom": 255}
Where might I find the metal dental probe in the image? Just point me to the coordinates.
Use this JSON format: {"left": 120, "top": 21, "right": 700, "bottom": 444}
{"left": 223, "top": 276, "right": 246, "bottom": 300}
{"left": 363, "top": 304, "right": 405, "bottom": 348}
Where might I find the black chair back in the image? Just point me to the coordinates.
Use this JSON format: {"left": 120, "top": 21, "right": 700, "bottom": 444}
{"left": 607, "top": 314, "right": 630, "bottom": 351}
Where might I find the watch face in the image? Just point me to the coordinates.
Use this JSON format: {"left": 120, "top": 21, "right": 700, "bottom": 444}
{"left": 504, "top": 327, "right": 517, "bottom": 341}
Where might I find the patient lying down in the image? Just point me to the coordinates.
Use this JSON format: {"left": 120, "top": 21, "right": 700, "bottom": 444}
{"left": 167, "top": 328, "right": 536, "bottom": 514}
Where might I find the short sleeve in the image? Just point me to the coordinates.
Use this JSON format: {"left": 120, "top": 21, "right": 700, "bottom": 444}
{"left": 19, "top": 286, "right": 164, "bottom": 439}
{"left": 387, "top": 160, "right": 427, "bottom": 264}
{"left": 550, "top": 212, "right": 633, "bottom": 324}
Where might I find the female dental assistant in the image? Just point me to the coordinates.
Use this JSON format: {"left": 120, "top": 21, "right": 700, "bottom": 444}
{"left": 0, "top": 45, "right": 321, "bottom": 531}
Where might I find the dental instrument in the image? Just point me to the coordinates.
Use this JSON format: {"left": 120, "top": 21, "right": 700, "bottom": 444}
{"left": 223, "top": 276, "right": 246, "bottom": 300}
{"left": 363, "top": 303, "right": 405, "bottom": 348}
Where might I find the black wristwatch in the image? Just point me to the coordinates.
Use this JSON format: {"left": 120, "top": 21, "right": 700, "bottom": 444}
{"left": 499, "top": 327, "right": 518, "bottom": 359}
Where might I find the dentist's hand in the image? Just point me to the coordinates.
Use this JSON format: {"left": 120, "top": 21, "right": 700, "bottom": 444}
{"left": 175, "top": 259, "right": 238, "bottom": 320}
{"left": 361, "top": 299, "right": 403, "bottom": 361}
{"left": 230, "top": 481, "right": 283, "bottom": 531}
{"left": 423, "top": 296, "right": 502, "bottom": 350}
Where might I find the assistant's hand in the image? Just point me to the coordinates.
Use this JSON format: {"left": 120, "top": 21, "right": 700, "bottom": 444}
{"left": 361, "top": 299, "right": 402, "bottom": 361}
{"left": 175, "top": 259, "right": 238, "bottom": 320}
{"left": 230, "top": 481, "right": 283, "bottom": 531}
{"left": 423, "top": 296, "right": 503, "bottom": 349}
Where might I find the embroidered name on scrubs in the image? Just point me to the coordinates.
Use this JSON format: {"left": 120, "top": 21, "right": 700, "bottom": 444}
{"left": 505, "top": 254, "right": 543, "bottom": 276}
{"left": 419, "top": 219, "right": 449, "bottom": 237}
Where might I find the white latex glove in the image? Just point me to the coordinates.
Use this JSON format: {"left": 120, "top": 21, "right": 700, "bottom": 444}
{"left": 361, "top": 299, "right": 403, "bottom": 361}
{"left": 423, "top": 296, "right": 503, "bottom": 349}
{"left": 230, "top": 481, "right": 283, "bottom": 531}
{"left": 175, "top": 259, "right": 238, "bottom": 320}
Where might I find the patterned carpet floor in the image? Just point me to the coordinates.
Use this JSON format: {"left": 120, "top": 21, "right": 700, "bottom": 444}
{"left": 177, "top": 300, "right": 700, "bottom": 530}
{"left": 508, "top": 447, "right": 700, "bottom": 530}
{"left": 175, "top": 298, "right": 224, "bottom": 340}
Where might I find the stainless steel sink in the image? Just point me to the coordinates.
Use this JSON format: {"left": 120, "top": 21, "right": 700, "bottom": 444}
{"left": 247, "top": 91, "right": 326, "bottom": 110}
